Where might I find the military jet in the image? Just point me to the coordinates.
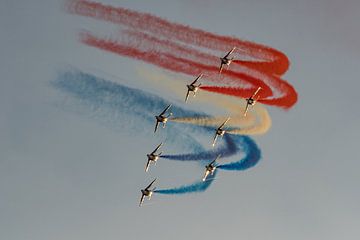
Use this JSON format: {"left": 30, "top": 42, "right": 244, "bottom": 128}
{"left": 185, "top": 74, "right": 203, "bottom": 102}
{"left": 145, "top": 143, "right": 163, "bottom": 172}
{"left": 212, "top": 117, "right": 230, "bottom": 147}
{"left": 139, "top": 178, "right": 157, "bottom": 207}
{"left": 244, "top": 87, "right": 262, "bottom": 117}
{"left": 154, "top": 104, "right": 172, "bottom": 133}
{"left": 202, "top": 155, "right": 221, "bottom": 181}
{"left": 219, "top": 47, "right": 236, "bottom": 74}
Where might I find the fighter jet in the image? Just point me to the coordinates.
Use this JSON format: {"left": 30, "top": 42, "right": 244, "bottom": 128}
{"left": 244, "top": 87, "right": 262, "bottom": 117}
{"left": 185, "top": 74, "right": 203, "bottom": 102}
{"left": 139, "top": 178, "right": 156, "bottom": 207}
{"left": 203, "top": 155, "right": 221, "bottom": 181}
{"left": 145, "top": 143, "right": 163, "bottom": 172}
{"left": 219, "top": 47, "right": 236, "bottom": 74}
{"left": 154, "top": 104, "right": 172, "bottom": 133}
{"left": 212, "top": 117, "right": 230, "bottom": 147}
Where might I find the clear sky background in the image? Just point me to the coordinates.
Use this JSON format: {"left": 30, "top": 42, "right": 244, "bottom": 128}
{"left": 1, "top": 0, "right": 360, "bottom": 240}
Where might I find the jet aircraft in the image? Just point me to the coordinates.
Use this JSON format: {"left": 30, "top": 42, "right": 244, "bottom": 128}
{"left": 202, "top": 155, "right": 221, "bottom": 181}
{"left": 154, "top": 104, "right": 172, "bottom": 133}
{"left": 219, "top": 47, "right": 236, "bottom": 74}
{"left": 139, "top": 178, "right": 157, "bottom": 207}
{"left": 244, "top": 87, "right": 262, "bottom": 117}
{"left": 212, "top": 117, "right": 230, "bottom": 147}
{"left": 145, "top": 143, "right": 163, "bottom": 172}
{"left": 185, "top": 74, "right": 203, "bottom": 102}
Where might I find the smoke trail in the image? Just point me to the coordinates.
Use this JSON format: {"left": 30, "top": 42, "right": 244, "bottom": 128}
{"left": 170, "top": 110, "right": 271, "bottom": 136}
{"left": 66, "top": 0, "right": 298, "bottom": 109}
{"left": 52, "top": 70, "right": 206, "bottom": 150}
{"left": 161, "top": 134, "right": 237, "bottom": 161}
{"left": 154, "top": 173, "right": 217, "bottom": 195}
{"left": 67, "top": 0, "right": 289, "bottom": 76}
{"left": 79, "top": 31, "right": 296, "bottom": 109}
{"left": 218, "top": 136, "right": 261, "bottom": 170}
{"left": 226, "top": 105, "right": 272, "bottom": 136}
{"left": 170, "top": 116, "right": 235, "bottom": 129}
{"left": 52, "top": 70, "right": 261, "bottom": 194}
{"left": 53, "top": 70, "right": 205, "bottom": 121}
{"left": 155, "top": 135, "right": 261, "bottom": 194}
{"left": 136, "top": 67, "right": 271, "bottom": 135}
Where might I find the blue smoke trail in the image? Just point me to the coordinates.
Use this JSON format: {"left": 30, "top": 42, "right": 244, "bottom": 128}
{"left": 154, "top": 172, "right": 217, "bottom": 195}
{"left": 217, "top": 136, "right": 261, "bottom": 171}
{"left": 53, "top": 71, "right": 206, "bottom": 121}
{"left": 52, "top": 70, "right": 206, "bottom": 150}
{"left": 155, "top": 135, "right": 260, "bottom": 195}
{"left": 52, "top": 70, "right": 261, "bottom": 195}
{"left": 161, "top": 133, "right": 237, "bottom": 161}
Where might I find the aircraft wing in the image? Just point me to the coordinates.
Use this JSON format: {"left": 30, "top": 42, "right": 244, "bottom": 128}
{"left": 226, "top": 63, "right": 231, "bottom": 71}
{"left": 145, "top": 159, "right": 151, "bottom": 172}
{"left": 212, "top": 133, "right": 218, "bottom": 147}
{"left": 219, "top": 117, "right": 230, "bottom": 129}
{"left": 243, "top": 102, "right": 250, "bottom": 117}
{"left": 219, "top": 63, "right": 224, "bottom": 74}
{"left": 250, "top": 87, "right": 262, "bottom": 99}
{"left": 145, "top": 178, "right": 156, "bottom": 190}
{"left": 149, "top": 188, "right": 155, "bottom": 200}
{"left": 202, "top": 170, "right": 210, "bottom": 182}
{"left": 160, "top": 104, "right": 172, "bottom": 116}
{"left": 151, "top": 142, "right": 163, "bottom": 154}
{"left": 185, "top": 89, "right": 190, "bottom": 102}
{"left": 224, "top": 47, "right": 236, "bottom": 58}
{"left": 139, "top": 194, "right": 145, "bottom": 207}
{"left": 154, "top": 121, "right": 159, "bottom": 133}
{"left": 210, "top": 154, "right": 221, "bottom": 165}
{"left": 191, "top": 74, "right": 203, "bottom": 85}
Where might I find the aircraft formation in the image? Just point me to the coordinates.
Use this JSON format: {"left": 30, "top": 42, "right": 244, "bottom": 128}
{"left": 139, "top": 48, "right": 263, "bottom": 206}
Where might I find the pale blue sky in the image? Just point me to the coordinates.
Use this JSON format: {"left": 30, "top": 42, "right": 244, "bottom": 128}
{"left": 1, "top": 0, "right": 360, "bottom": 240}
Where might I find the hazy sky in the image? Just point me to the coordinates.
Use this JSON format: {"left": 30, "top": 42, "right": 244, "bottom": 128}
{"left": 1, "top": 0, "right": 360, "bottom": 240}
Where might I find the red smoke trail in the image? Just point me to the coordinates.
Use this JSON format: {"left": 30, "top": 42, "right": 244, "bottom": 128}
{"left": 68, "top": 0, "right": 298, "bottom": 109}
{"left": 67, "top": 0, "right": 288, "bottom": 75}
{"left": 81, "top": 32, "right": 295, "bottom": 107}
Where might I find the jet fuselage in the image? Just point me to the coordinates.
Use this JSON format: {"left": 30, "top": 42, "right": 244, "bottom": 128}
{"left": 156, "top": 115, "right": 168, "bottom": 123}
{"left": 147, "top": 154, "right": 159, "bottom": 162}
{"left": 187, "top": 84, "right": 199, "bottom": 92}
{"left": 221, "top": 57, "right": 232, "bottom": 65}
{"left": 216, "top": 128, "right": 226, "bottom": 136}
{"left": 206, "top": 165, "right": 216, "bottom": 173}
{"left": 247, "top": 98, "right": 255, "bottom": 105}
{"left": 141, "top": 189, "right": 152, "bottom": 197}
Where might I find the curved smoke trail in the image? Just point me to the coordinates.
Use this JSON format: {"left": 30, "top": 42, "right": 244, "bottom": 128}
{"left": 66, "top": 0, "right": 298, "bottom": 109}
{"left": 66, "top": 0, "right": 288, "bottom": 74}
{"left": 156, "top": 135, "right": 261, "bottom": 194}
{"left": 217, "top": 135, "right": 260, "bottom": 171}
{"left": 53, "top": 70, "right": 261, "bottom": 194}
{"left": 135, "top": 67, "right": 272, "bottom": 135}
{"left": 154, "top": 173, "right": 217, "bottom": 195}
{"left": 60, "top": 1, "right": 295, "bottom": 196}
{"left": 161, "top": 134, "right": 237, "bottom": 161}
